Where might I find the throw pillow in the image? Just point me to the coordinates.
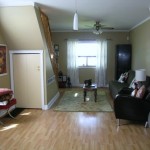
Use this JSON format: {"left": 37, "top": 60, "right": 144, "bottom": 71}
{"left": 131, "top": 89, "right": 138, "bottom": 97}
{"left": 118, "top": 72, "right": 128, "bottom": 83}
{"left": 0, "top": 88, "right": 13, "bottom": 96}
{"left": 0, "top": 101, "right": 8, "bottom": 105}
{"left": 118, "top": 74, "right": 125, "bottom": 83}
{"left": 0, "top": 93, "right": 12, "bottom": 102}
{"left": 129, "top": 78, "right": 136, "bottom": 89}
{"left": 123, "top": 72, "right": 129, "bottom": 82}
{"left": 136, "top": 85, "right": 146, "bottom": 98}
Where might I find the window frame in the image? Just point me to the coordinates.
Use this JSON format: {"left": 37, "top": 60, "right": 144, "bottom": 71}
{"left": 75, "top": 41, "right": 98, "bottom": 68}
{"left": 77, "top": 56, "right": 96, "bottom": 67}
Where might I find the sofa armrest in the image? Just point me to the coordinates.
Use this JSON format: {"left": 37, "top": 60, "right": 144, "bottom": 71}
{"left": 115, "top": 94, "right": 142, "bottom": 104}
{"left": 114, "top": 95, "right": 150, "bottom": 122}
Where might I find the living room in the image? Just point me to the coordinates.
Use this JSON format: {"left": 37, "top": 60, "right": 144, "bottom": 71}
{"left": 0, "top": 0, "right": 150, "bottom": 149}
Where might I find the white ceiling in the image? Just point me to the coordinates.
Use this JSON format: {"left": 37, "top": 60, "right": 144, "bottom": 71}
{"left": 1, "top": 0, "right": 150, "bottom": 32}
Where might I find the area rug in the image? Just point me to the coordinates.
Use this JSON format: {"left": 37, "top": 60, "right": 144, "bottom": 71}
{"left": 54, "top": 89, "right": 113, "bottom": 112}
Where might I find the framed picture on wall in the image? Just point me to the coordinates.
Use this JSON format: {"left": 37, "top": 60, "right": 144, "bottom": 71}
{"left": 0, "top": 45, "right": 7, "bottom": 76}
{"left": 54, "top": 44, "right": 59, "bottom": 51}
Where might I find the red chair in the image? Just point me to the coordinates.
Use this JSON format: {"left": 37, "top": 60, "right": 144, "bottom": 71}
{"left": 0, "top": 88, "right": 17, "bottom": 125}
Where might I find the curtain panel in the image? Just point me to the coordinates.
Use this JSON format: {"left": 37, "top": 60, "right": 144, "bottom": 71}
{"left": 67, "top": 40, "right": 80, "bottom": 86}
{"left": 95, "top": 40, "right": 107, "bottom": 87}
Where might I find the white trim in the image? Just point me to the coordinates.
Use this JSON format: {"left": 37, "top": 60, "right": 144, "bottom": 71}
{"left": 43, "top": 92, "right": 60, "bottom": 110}
{"left": 9, "top": 50, "right": 45, "bottom": 110}
{"left": 130, "top": 16, "right": 150, "bottom": 31}
{"left": 51, "top": 29, "right": 129, "bottom": 33}
{"left": 0, "top": 1, "right": 35, "bottom": 7}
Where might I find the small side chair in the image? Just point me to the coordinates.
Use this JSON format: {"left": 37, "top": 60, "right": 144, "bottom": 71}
{"left": 0, "top": 88, "right": 17, "bottom": 125}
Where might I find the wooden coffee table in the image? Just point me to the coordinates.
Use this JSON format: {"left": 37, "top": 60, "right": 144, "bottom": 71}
{"left": 83, "top": 84, "right": 97, "bottom": 102}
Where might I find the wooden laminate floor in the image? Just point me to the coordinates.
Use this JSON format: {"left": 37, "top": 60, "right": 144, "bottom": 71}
{"left": 0, "top": 89, "right": 150, "bottom": 150}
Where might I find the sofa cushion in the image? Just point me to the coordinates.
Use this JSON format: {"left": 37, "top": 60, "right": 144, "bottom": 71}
{"left": 109, "top": 80, "right": 129, "bottom": 99}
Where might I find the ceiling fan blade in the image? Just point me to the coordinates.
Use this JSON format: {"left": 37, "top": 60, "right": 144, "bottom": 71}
{"left": 85, "top": 25, "right": 93, "bottom": 28}
{"left": 101, "top": 27, "right": 114, "bottom": 30}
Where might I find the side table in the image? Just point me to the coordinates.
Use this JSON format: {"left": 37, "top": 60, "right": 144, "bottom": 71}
{"left": 83, "top": 84, "right": 97, "bottom": 102}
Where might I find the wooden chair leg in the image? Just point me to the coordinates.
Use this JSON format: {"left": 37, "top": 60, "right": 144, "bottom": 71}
{"left": 7, "top": 109, "right": 15, "bottom": 119}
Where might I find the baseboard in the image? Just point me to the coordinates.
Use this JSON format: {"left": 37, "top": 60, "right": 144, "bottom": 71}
{"left": 43, "top": 92, "right": 60, "bottom": 110}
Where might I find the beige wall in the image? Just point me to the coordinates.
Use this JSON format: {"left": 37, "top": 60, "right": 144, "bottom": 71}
{"left": 0, "top": 6, "right": 59, "bottom": 105}
{"left": 52, "top": 32, "right": 130, "bottom": 83}
{"left": 0, "top": 31, "right": 5, "bottom": 43}
{"left": 0, "top": 6, "right": 44, "bottom": 50}
{"left": 130, "top": 19, "right": 150, "bottom": 76}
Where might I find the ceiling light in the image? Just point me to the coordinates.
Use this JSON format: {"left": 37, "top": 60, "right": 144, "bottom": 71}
{"left": 73, "top": 11, "right": 78, "bottom": 30}
{"left": 73, "top": 0, "right": 78, "bottom": 30}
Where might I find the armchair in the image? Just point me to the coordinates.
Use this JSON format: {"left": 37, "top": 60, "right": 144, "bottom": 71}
{"left": 0, "top": 88, "right": 17, "bottom": 125}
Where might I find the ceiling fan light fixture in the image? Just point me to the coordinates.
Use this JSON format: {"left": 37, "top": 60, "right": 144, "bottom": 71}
{"left": 93, "top": 28, "right": 103, "bottom": 35}
{"left": 93, "top": 30, "right": 99, "bottom": 35}
{"left": 73, "top": 12, "right": 78, "bottom": 30}
{"left": 99, "top": 29, "right": 103, "bottom": 34}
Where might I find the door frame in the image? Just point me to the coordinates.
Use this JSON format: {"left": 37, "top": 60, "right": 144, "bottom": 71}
{"left": 9, "top": 50, "right": 45, "bottom": 109}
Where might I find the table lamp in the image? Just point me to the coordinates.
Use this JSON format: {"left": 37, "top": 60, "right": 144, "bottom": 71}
{"left": 135, "top": 69, "right": 146, "bottom": 89}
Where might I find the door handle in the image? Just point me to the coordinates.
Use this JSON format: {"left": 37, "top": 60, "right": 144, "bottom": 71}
{"left": 37, "top": 66, "right": 40, "bottom": 71}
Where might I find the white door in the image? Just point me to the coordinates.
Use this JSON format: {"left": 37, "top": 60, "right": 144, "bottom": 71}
{"left": 12, "top": 53, "right": 42, "bottom": 108}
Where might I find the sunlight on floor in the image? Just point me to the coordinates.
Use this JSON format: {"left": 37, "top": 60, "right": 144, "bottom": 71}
{"left": 78, "top": 113, "right": 97, "bottom": 127}
{"left": 74, "top": 93, "right": 79, "bottom": 97}
{"left": 0, "top": 124, "right": 19, "bottom": 132}
{"left": 20, "top": 112, "right": 31, "bottom": 116}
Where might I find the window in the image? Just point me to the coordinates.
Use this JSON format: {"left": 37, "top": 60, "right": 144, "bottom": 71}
{"left": 67, "top": 39, "right": 107, "bottom": 87}
{"left": 77, "top": 56, "right": 96, "bottom": 67}
{"left": 76, "top": 41, "right": 97, "bottom": 67}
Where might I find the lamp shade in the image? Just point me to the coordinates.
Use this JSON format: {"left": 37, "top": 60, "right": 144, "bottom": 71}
{"left": 73, "top": 12, "right": 78, "bottom": 30}
{"left": 135, "top": 69, "right": 146, "bottom": 81}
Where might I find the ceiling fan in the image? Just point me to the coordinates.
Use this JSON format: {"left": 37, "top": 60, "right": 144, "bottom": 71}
{"left": 92, "top": 21, "right": 114, "bottom": 35}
